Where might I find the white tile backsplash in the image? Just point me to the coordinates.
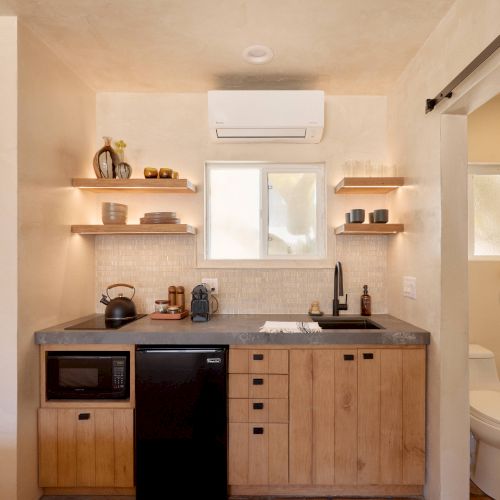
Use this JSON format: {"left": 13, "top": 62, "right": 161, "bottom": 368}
{"left": 95, "top": 234, "right": 387, "bottom": 315}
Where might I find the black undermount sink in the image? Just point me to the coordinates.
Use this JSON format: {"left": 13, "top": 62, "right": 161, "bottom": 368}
{"left": 317, "top": 317, "right": 384, "bottom": 330}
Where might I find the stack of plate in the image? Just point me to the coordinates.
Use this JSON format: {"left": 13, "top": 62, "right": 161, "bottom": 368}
{"left": 102, "top": 202, "right": 128, "bottom": 224}
{"left": 140, "top": 212, "right": 180, "bottom": 224}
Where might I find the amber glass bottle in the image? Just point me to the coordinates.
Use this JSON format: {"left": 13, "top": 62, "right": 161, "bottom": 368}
{"left": 361, "top": 285, "right": 372, "bottom": 316}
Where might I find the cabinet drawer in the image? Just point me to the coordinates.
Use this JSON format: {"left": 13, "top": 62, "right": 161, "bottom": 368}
{"left": 229, "top": 374, "right": 289, "bottom": 399}
{"left": 229, "top": 398, "right": 289, "bottom": 423}
{"left": 228, "top": 423, "right": 289, "bottom": 485}
{"left": 229, "top": 349, "right": 288, "bottom": 374}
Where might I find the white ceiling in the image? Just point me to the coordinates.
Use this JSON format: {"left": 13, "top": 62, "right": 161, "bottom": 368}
{"left": 1, "top": 0, "right": 455, "bottom": 94}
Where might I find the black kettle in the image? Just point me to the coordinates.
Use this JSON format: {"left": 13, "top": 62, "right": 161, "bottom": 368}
{"left": 100, "top": 283, "right": 137, "bottom": 321}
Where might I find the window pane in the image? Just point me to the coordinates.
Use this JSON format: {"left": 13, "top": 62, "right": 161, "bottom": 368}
{"left": 207, "top": 167, "right": 260, "bottom": 259}
{"left": 474, "top": 175, "right": 500, "bottom": 255}
{"left": 267, "top": 172, "right": 318, "bottom": 256}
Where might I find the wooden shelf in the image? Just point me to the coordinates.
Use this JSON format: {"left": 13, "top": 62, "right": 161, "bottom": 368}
{"left": 71, "top": 224, "right": 196, "bottom": 235}
{"left": 335, "top": 223, "right": 404, "bottom": 235}
{"left": 72, "top": 178, "right": 196, "bottom": 193}
{"left": 335, "top": 177, "right": 404, "bottom": 194}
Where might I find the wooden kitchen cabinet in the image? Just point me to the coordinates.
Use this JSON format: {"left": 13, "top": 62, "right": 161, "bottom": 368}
{"left": 38, "top": 408, "right": 134, "bottom": 488}
{"left": 229, "top": 423, "right": 289, "bottom": 485}
{"left": 288, "top": 347, "right": 425, "bottom": 488}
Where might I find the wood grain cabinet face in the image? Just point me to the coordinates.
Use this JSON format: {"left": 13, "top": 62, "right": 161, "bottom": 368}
{"left": 38, "top": 408, "right": 134, "bottom": 488}
{"left": 229, "top": 423, "right": 289, "bottom": 486}
{"left": 288, "top": 348, "right": 426, "bottom": 488}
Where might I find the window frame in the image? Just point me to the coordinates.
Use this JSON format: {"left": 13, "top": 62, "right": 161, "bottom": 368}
{"left": 468, "top": 162, "right": 500, "bottom": 260}
{"left": 202, "top": 161, "right": 327, "bottom": 266}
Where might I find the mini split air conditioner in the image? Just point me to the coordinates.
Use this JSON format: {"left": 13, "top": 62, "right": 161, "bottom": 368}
{"left": 208, "top": 90, "right": 324, "bottom": 143}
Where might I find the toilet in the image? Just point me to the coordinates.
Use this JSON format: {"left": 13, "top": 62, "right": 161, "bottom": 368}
{"left": 470, "top": 344, "right": 500, "bottom": 499}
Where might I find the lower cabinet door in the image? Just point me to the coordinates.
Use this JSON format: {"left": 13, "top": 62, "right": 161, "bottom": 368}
{"left": 38, "top": 408, "right": 134, "bottom": 488}
{"left": 228, "top": 422, "right": 288, "bottom": 485}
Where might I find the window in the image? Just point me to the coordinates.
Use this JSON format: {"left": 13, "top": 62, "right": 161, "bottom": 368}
{"left": 205, "top": 162, "right": 326, "bottom": 260}
{"left": 468, "top": 163, "right": 500, "bottom": 258}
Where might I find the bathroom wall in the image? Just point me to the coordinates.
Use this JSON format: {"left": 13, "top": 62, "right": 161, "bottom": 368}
{"left": 17, "top": 23, "right": 96, "bottom": 500}
{"left": 0, "top": 16, "right": 18, "bottom": 500}
{"left": 468, "top": 94, "right": 500, "bottom": 367}
{"left": 386, "top": 0, "right": 500, "bottom": 498}
{"left": 95, "top": 93, "right": 390, "bottom": 315}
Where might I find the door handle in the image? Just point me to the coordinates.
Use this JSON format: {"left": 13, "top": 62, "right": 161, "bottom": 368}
{"left": 363, "top": 353, "right": 374, "bottom": 360}
{"left": 253, "top": 427, "right": 264, "bottom": 434}
{"left": 252, "top": 378, "right": 264, "bottom": 385}
{"left": 253, "top": 353, "right": 264, "bottom": 361}
{"left": 253, "top": 402, "right": 264, "bottom": 410}
{"left": 78, "top": 413, "right": 91, "bottom": 420}
{"left": 344, "top": 354, "right": 355, "bottom": 361}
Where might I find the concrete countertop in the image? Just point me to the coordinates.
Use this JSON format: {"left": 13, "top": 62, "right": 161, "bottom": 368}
{"left": 35, "top": 313, "right": 430, "bottom": 345}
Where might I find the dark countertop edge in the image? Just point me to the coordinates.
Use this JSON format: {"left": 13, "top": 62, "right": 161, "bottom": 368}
{"left": 34, "top": 313, "right": 430, "bottom": 346}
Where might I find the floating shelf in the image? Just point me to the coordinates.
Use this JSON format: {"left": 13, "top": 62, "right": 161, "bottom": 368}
{"left": 71, "top": 224, "right": 196, "bottom": 235}
{"left": 335, "top": 177, "right": 404, "bottom": 194}
{"left": 335, "top": 223, "right": 404, "bottom": 235}
{"left": 72, "top": 178, "right": 196, "bottom": 193}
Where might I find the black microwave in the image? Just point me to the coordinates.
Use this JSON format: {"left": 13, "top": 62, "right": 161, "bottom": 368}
{"left": 46, "top": 351, "right": 130, "bottom": 400}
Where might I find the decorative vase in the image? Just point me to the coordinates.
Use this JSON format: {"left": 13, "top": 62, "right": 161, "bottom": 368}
{"left": 93, "top": 137, "right": 120, "bottom": 178}
{"left": 114, "top": 140, "right": 132, "bottom": 179}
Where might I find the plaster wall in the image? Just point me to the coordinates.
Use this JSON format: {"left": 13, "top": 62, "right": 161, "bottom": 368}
{"left": 95, "top": 93, "right": 390, "bottom": 315}
{"left": 386, "top": 0, "right": 500, "bottom": 498}
{"left": 0, "top": 16, "right": 18, "bottom": 500}
{"left": 17, "top": 23, "right": 96, "bottom": 500}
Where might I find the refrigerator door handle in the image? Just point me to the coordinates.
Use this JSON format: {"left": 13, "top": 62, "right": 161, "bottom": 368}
{"left": 138, "top": 349, "right": 224, "bottom": 354}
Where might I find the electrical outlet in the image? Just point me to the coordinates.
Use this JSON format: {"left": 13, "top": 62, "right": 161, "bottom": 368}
{"left": 202, "top": 278, "right": 219, "bottom": 295}
{"left": 403, "top": 276, "right": 417, "bottom": 300}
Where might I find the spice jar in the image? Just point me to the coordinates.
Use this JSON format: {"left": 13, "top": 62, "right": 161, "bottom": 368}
{"left": 155, "top": 299, "right": 169, "bottom": 313}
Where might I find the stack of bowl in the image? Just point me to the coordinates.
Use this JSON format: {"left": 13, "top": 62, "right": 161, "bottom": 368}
{"left": 140, "top": 212, "right": 179, "bottom": 224}
{"left": 102, "top": 202, "right": 128, "bottom": 224}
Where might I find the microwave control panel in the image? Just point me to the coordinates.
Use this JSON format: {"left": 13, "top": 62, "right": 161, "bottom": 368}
{"left": 112, "top": 359, "right": 126, "bottom": 389}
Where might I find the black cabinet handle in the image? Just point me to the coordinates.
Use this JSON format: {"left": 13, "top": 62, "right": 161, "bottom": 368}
{"left": 253, "top": 353, "right": 264, "bottom": 361}
{"left": 253, "top": 427, "right": 264, "bottom": 434}
{"left": 78, "top": 413, "right": 91, "bottom": 420}
{"left": 252, "top": 378, "right": 264, "bottom": 385}
{"left": 344, "top": 354, "right": 355, "bottom": 361}
{"left": 363, "top": 353, "right": 374, "bottom": 360}
{"left": 253, "top": 402, "right": 264, "bottom": 410}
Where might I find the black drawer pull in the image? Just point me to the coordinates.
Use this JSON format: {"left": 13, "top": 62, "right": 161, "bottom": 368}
{"left": 344, "top": 354, "right": 355, "bottom": 361}
{"left": 253, "top": 427, "right": 264, "bottom": 434}
{"left": 253, "top": 353, "right": 264, "bottom": 361}
{"left": 363, "top": 353, "right": 374, "bottom": 360}
{"left": 78, "top": 413, "right": 91, "bottom": 420}
{"left": 252, "top": 378, "right": 264, "bottom": 385}
{"left": 253, "top": 402, "right": 264, "bottom": 410}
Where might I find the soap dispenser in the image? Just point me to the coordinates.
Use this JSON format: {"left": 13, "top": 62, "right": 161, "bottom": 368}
{"left": 361, "top": 285, "right": 371, "bottom": 316}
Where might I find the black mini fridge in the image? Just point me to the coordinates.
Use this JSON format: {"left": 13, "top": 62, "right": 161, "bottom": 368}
{"left": 135, "top": 346, "right": 228, "bottom": 499}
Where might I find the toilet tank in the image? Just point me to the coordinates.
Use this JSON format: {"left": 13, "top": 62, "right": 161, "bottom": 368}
{"left": 469, "top": 344, "right": 500, "bottom": 390}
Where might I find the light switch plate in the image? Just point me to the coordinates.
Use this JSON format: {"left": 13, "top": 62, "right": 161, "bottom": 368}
{"left": 202, "top": 278, "right": 219, "bottom": 295}
{"left": 403, "top": 276, "right": 417, "bottom": 300}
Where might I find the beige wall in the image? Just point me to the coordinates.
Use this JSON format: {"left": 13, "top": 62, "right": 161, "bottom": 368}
{"left": 468, "top": 95, "right": 500, "bottom": 366}
{"left": 0, "top": 16, "right": 18, "bottom": 500}
{"left": 95, "top": 93, "right": 391, "bottom": 315}
{"left": 17, "top": 24, "right": 96, "bottom": 500}
{"left": 468, "top": 93, "right": 500, "bottom": 163}
{"left": 387, "top": 1, "right": 500, "bottom": 498}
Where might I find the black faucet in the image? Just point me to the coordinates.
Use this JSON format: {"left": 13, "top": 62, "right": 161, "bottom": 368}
{"left": 333, "top": 261, "right": 348, "bottom": 316}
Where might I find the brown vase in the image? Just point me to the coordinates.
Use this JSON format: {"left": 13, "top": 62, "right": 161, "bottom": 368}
{"left": 93, "top": 137, "right": 120, "bottom": 178}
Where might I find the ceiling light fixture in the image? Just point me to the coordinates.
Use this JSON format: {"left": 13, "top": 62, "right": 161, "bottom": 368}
{"left": 242, "top": 45, "right": 274, "bottom": 64}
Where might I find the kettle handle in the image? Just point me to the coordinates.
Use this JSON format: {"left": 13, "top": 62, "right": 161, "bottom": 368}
{"left": 107, "top": 283, "right": 135, "bottom": 299}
